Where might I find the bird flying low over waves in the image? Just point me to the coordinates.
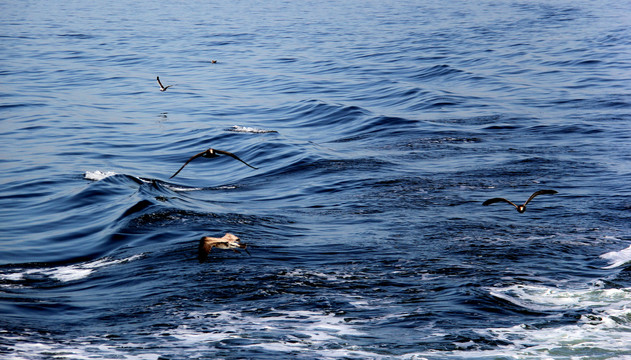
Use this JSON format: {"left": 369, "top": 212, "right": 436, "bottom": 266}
{"left": 482, "top": 189, "right": 558, "bottom": 213}
{"left": 156, "top": 76, "right": 173, "bottom": 91}
{"left": 198, "top": 233, "right": 250, "bottom": 263}
{"left": 170, "top": 147, "right": 258, "bottom": 179}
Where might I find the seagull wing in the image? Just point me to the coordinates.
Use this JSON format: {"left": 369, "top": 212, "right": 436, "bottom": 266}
{"left": 170, "top": 150, "right": 206, "bottom": 178}
{"left": 198, "top": 237, "right": 215, "bottom": 263}
{"left": 156, "top": 76, "right": 165, "bottom": 90}
{"left": 524, "top": 189, "right": 558, "bottom": 206}
{"left": 214, "top": 149, "right": 258, "bottom": 169}
{"left": 482, "top": 197, "right": 519, "bottom": 209}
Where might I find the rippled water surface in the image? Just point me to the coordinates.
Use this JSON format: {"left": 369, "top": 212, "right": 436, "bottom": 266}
{"left": 2, "top": 0, "right": 631, "bottom": 359}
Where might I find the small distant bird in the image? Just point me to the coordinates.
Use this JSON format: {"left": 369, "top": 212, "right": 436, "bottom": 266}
{"left": 170, "top": 147, "right": 258, "bottom": 179}
{"left": 198, "top": 233, "right": 250, "bottom": 262}
{"left": 482, "top": 189, "right": 558, "bottom": 213}
{"left": 156, "top": 76, "right": 173, "bottom": 92}
{"left": 211, "top": 59, "right": 217, "bottom": 63}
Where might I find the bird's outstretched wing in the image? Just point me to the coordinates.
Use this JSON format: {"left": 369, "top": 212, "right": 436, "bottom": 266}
{"left": 156, "top": 76, "right": 173, "bottom": 91}
{"left": 482, "top": 197, "right": 519, "bottom": 209}
{"left": 198, "top": 238, "right": 215, "bottom": 263}
{"left": 214, "top": 149, "right": 258, "bottom": 169}
{"left": 524, "top": 189, "right": 558, "bottom": 206}
{"left": 170, "top": 150, "right": 206, "bottom": 178}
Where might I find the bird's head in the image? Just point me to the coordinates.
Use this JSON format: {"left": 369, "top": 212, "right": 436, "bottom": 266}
{"left": 517, "top": 205, "right": 526, "bottom": 213}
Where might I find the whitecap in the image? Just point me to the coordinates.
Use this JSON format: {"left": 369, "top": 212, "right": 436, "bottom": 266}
{"left": 84, "top": 170, "right": 117, "bottom": 181}
{"left": 489, "top": 283, "right": 631, "bottom": 311}
{"left": 171, "top": 309, "right": 365, "bottom": 355}
{"left": 384, "top": 283, "right": 631, "bottom": 359}
{"left": 0, "top": 254, "right": 144, "bottom": 285}
{"left": 226, "top": 125, "right": 277, "bottom": 133}
{"left": 451, "top": 283, "right": 631, "bottom": 359}
{"left": 600, "top": 244, "right": 631, "bottom": 269}
{"left": 41, "top": 255, "right": 143, "bottom": 282}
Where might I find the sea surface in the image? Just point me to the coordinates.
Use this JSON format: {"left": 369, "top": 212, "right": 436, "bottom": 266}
{"left": 1, "top": 1, "right": 631, "bottom": 359}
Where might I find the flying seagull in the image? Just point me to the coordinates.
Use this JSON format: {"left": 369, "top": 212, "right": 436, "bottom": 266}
{"left": 156, "top": 76, "right": 173, "bottom": 92}
{"left": 170, "top": 147, "right": 258, "bottom": 179}
{"left": 482, "top": 189, "right": 558, "bottom": 213}
{"left": 198, "top": 233, "right": 250, "bottom": 263}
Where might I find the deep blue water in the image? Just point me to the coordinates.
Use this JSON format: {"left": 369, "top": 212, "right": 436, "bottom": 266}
{"left": 2, "top": 0, "right": 631, "bottom": 359}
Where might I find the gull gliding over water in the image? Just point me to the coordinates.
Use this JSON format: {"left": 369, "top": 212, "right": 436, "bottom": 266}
{"left": 482, "top": 189, "right": 558, "bottom": 213}
{"left": 170, "top": 147, "right": 258, "bottom": 179}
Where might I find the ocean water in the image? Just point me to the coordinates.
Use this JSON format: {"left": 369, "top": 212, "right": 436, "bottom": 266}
{"left": 1, "top": 0, "right": 631, "bottom": 359}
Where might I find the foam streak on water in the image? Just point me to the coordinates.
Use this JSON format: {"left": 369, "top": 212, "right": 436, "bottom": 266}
{"left": 1, "top": 0, "right": 631, "bottom": 359}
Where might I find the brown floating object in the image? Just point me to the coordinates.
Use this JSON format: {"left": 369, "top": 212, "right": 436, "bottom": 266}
{"left": 198, "top": 233, "right": 250, "bottom": 263}
{"left": 482, "top": 189, "right": 558, "bottom": 213}
{"left": 170, "top": 147, "right": 258, "bottom": 179}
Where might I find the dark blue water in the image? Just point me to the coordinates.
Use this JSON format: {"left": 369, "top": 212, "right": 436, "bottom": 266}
{"left": 2, "top": 0, "right": 631, "bottom": 358}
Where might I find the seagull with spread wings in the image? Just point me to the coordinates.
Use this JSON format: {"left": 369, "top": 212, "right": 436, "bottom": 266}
{"left": 482, "top": 189, "right": 558, "bottom": 213}
{"left": 170, "top": 147, "right": 258, "bottom": 179}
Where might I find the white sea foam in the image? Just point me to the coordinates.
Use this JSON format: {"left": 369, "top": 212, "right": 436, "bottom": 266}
{"left": 6, "top": 287, "right": 631, "bottom": 360}
{"left": 488, "top": 283, "right": 629, "bottom": 311}
{"left": 161, "top": 184, "right": 205, "bottom": 192}
{"left": 386, "top": 283, "right": 631, "bottom": 359}
{"left": 6, "top": 333, "right": 159, "bottom": 360}
{"left": 84, "top": 170, "right": 117, "bottom": 181}
{"left": 600, "top": 244, "right": 631, "bottom": 269}
{"left": 227, "top": 125, "right": 277, "bottom": 133}
{"left": 164, "top": 309, "right": 367, "bottom": 357}
{"left": 439, "top": 283, "right": 631, "bottom": 359}
{"left": 0, "top": 254, "right": 143, "bottom": 285}
{"left": 3, "top": 309, "right": 370, "bottom": 360}
{"left": 43, "top": 255, "right": 143, "bottom": 282}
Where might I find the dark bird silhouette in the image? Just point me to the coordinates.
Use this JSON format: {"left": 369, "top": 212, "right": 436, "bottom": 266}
{"left": 156, "top": 76, "right": 173, "bottom": 92}
{"left": 482, "top": 189, "right": 558, "bottom": 213}
{"left": 198, "top": 233, "right": 250, "bottom": 263}
{"left": 170, "top": 147, "right": 258, "bottom": 179}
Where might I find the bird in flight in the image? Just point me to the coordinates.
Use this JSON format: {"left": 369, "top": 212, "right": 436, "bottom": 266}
{"left": 170, "top": 147, "right": 258, "bottom": 179}
{"left": 482, "top": 189, "right": 558, "bottom": 213}
{"left": 156, "top": 76, "right": 173, "bottom": 91}
{"left": 198, "top": 233, "right": 250, "bottom": 263}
